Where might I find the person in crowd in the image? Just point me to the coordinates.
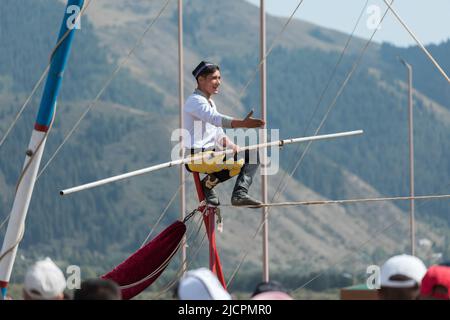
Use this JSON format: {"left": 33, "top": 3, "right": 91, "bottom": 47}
{"left": 378, "top": 254, "right": 427, "bottom": 300}
{"left": 73, "top": 278, "right": 121, "bottom": 300}
{"left": 419, "top": 265, "right": 450, "bottom": 300}
{"left": 251, "top": 280, "right": 293, "bottom": 300}
{"left": 22, "top": 257, "right": 66, "bottom": 300}
{"left": 176, "top": 268, "right": 232, "bottom": 300}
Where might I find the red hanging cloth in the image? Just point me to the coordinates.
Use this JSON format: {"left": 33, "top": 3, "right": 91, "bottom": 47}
{"left": 102, "top": 220, "right": 186, "bottom": 300}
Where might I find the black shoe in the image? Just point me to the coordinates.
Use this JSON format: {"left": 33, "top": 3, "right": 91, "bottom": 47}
{"left": 231, "top": 194, "right": 262, "bottom": 207}
{"left": 201, "top": 175, "right": 220, "bottom": 206}
{"left": 231, "top": 159, "right": 260, "bottom": 208}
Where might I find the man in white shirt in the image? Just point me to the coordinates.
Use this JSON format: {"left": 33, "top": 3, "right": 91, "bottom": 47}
{"left": 184, "top": 61, "right": 265, "bottom": 207}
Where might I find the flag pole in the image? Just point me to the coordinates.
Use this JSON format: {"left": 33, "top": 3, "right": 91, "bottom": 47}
{"left": 0, "top": 0, "right": 84, "bottom": 299}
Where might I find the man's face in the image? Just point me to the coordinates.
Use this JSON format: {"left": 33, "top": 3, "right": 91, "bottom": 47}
{"left": 198, "top": 70, "right": 221, "bottom": 96}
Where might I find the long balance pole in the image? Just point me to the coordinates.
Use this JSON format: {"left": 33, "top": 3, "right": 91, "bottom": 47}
{"left": 60, "top": 130, "right": 364, "bottom": 196}
{"left": 260, "top": 0, "right": 269, "bottom": 282}
{"left": 0, "top": 0, "right": 84, "bottom": 299}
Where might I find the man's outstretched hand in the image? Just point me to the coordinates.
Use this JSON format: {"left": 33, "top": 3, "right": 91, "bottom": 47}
{"left": 232, "top": 110, "right": 265, "bottom": 128}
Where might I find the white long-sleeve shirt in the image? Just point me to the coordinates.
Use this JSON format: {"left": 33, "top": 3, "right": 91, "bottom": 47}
{"left": 183, "top": 89, "right": 233, "bottom": 149}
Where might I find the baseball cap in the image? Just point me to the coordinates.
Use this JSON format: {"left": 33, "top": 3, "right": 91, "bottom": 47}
{"left": 420, "top": 265, "right": 450, "bottom": 300}
{"left": 380, "top": 254, "right": 427, "bottom": 288}
{"left": 24, "top": 257, "right": 66, "bottom": 300}
{"left": 177, "top": 268, "right": 232, "bottom": 300}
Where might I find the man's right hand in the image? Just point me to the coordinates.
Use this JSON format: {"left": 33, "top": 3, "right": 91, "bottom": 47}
{"left": 232, "top": 110, "right": 265, "bottom": 128}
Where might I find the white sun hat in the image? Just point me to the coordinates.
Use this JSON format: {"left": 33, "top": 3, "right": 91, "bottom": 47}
{"left": 177, "top": 268, "right": 231, "bottom": 300}
{"left": 24, "top": 257, "right": 66, "bottom": 300}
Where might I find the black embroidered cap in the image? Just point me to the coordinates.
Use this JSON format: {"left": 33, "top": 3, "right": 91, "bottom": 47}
{"left": 192, "top": 61, "right": 219, "bottom": 79}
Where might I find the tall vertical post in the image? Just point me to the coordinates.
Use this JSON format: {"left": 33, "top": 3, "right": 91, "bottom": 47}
{"left": 0, "top": 0, "right": 84, "bottom": 299}
{"left": 178, "top": 0, "right": 186, "bottom": 274}
{"left": 400, "top": 57, "right": 415, "bottom": 256}
{"left": 260, "top": 0, "right": 269, "bottom": 282}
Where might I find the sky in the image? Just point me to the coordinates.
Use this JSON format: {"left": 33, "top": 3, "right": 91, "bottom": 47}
{"left": 245, "top": 0, "right": 450, "bottom": 47}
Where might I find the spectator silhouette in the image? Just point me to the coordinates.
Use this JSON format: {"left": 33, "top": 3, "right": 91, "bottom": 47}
{"left": 176, "top": 268, "right": 231, "bottom": 300}
{"left": 378, "top": 254, "right": 427, "bottom": 300}
{"left": 73, "top": 279, "right": 121, "bottom": 300}
{"left": 23, "top": 257, "right": 66, "bottom": 300}
{"left": 420, "top": 265, "right": 450, "bottom": 300}
{"left": 251, "top": 280, "right": 293, "bottom": 300}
